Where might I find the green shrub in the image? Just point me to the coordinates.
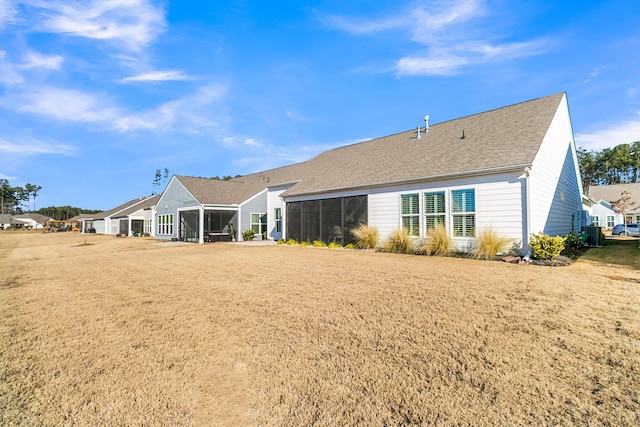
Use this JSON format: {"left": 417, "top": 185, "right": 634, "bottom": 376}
{"left": 352, "top": 223, "right": 378, "bottom": 249}
{"left": 420, "top": 224, "right": 452, "bottom": 256}
{"left": 328, "top": 242, "right": 342, "bottom": 249}
{"left": 242, "top": 229, "right": 256, "bottom": 241}
{"left": 382, "top": 228, "right": 412, "bottom": 254}
{"left": 312, "top": 240, "right": 327, "bottom": 247}
{"left": 471, "top": 227, "right": 512, "bottom": 260}
{"left": 344, "top": 243, "right": 355, "bottom": 249}
{"left": 300, "top": 241, "right": 311, "bottom": 247}
{"left": 561, "top": 232, "right": 585, "bottom": 258}
{"left": 277, "top": 239, "right": 286, "bottom": 245}
{"left": 286, "top": 238, "right": 298, "bottom": 245}
{"left": 530, "top": 232, "right": 565, "bottom": 260}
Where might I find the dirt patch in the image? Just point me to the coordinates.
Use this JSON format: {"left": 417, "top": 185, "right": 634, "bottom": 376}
{"left": 1, "top": 232, "right": 639, "bottom": 426}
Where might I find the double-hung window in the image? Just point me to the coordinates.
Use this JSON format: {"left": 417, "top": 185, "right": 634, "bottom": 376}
{"left": 400, "top": 194, "right": 420, "bottom": 236}
{"left": 591, "top": 215, "right": 600, "bottom": 227}
{"left": 424, "top": 191, "right": 445, "bottom": 231}
{"left": 451, "top": 189, "right": 475, "bottom": 237}
{"left": 274, "top": 208, "right": 282, "bottom": 232}
{"left": 606, "top": 215, "right": 615, "bottom": 228}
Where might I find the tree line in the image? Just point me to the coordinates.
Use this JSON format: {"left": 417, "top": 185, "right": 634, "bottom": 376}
{"left": 578, "top": 141, "right": 640, "bottom": 192}
{"left": 1, "top": 179, "right": 42, "bottom": 214}
{"left": 1, "top": 179, "right": 100, "bottom": 219}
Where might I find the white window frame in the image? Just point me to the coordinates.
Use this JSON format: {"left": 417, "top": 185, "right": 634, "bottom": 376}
{"left": 424, "top": 191, "right": 446, "bottom": 232}
{"left": 251, "top": 212, "right": 267, "bottom": 234}
{"left": 274, "top": 208, "right": 282, "bottom": 233}
{"left": 400, "top": 193, "right": 420, "bottom": 236}
{"left": 157, "top": 214, "right": 174, "bottom": 235}
{"left": 591, "top": 215, "right": 600, "bottom": 227}
{"left": 451, "top": 189, "right": 475, "bottom": 237}
{"left": 606, "top": 215, "right": 615, "bottom": 228}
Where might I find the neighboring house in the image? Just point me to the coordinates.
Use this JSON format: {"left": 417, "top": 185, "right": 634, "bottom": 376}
{"left": 0, "top": 214, "right": 11, "bottom": 229}
{"left": 588, "top": 199, "right": 623, "bottom": 229}
{"left": 10, "top": 213, "right": 51, "bottom": 229}
{"left": 587, "top": 183, "right": 640, "bottom": 224}
{"left": 84, "top": 196, "right": 159, "bottom": 236}
{"left": 157, "top": 92, "right": 584, "bottom": 254}
{"left": 110, "top": 194, "right": 160, "bottom": 236}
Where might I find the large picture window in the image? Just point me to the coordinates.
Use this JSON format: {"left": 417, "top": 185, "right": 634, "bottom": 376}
{"left": 451, "top": 189, "right": 475, "bottom": 237}
{"left": 424, "top": 191, "right": 445, "bottom": 231}
{"left": 401, "top": 194, "right": 419, "bottom": 236}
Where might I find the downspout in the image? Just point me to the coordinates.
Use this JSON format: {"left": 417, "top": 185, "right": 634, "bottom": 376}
{"left": 198, "top": 205, "right": 205, "bottom": 244}
{"left": 523, "top": 167, "right": 532, "bottom": 260}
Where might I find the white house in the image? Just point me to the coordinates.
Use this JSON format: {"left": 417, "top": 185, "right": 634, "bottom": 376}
{"left": 156, "top": 92, "right": 585, "bottom": 254}
{"left": 587, "top": 183, "right": 640, "bottom": 225}
{"left": 84, "top": 195, "right": 159, "bottom": 236}
{"left": 10, "top": 213, "right": 50, "bottom": 229}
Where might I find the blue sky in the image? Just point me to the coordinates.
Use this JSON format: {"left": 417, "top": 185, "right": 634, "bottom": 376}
{"left": 1, "top": 0, "right": 639, "bottom": 210}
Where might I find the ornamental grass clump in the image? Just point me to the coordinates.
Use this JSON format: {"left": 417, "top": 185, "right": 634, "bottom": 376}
{"left": 382, "top": 228, "right": 412, "bottom": 254}
{"left": 352, "top": 223, "right": 378, "bottom": 250}
{"left": 421, "top": 224, "right": 452, "bottom": 256}
{"left": 530, "top": 232, "right": 565, "bottom": 260}
{"left": 471, "top": 227, "right": 512, "bottom": 260}
{"left": 312, "top": 240, "right": 327, "bottom": 247}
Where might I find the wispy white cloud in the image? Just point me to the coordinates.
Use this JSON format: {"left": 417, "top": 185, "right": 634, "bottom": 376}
{"left": 0, "top": 50, "right": 24, "bottom": 84}
{"left": 0, "top": 136, "right": 75, "bottom": 156}
{"left": 120, "top": 70, "right": 193, "bottom": 83}
{"left": 19, "top": 51, "right": 64, "bottom": 70}
{"left": 22, "top": 0, "right": 166, "bottom": 51}
{"left": 325, "top": 0, "right": 552, "bottom": 76}
{"left": 114, "top": 83, "right": 228, "bottom": 132}
{"left": 5, "top": 86, "right": 121, "bottom": 123}
{"left": 0, "top": 0, "right": 19, "bottom": 29}
{"left": 575, "top": 113, "right": 640, "bottom": 151}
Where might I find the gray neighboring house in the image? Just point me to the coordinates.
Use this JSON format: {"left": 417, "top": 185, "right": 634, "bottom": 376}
{"left": 157, "top": 92, "right": 585, "bottom": 254}
{"left": 110, "top": 194, "right": 160, "bottom": 236}
{"left": 84, "top": 195, "right": 159, "bottom": 236}
{"left": 587, "top": 183, "right": 640, "bottom": 224}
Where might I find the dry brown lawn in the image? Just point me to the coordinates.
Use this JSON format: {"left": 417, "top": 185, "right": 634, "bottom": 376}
{"left": 1, "top": 231, "right": 639, "bottom": 426}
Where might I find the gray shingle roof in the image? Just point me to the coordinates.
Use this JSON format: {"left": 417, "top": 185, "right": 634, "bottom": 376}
{"left": 94, "top": 197, "right": 153, "bottom": 220}
{"left": 111, "top": 194, "right": 161, "bottom": 218}
{"left": 587, "top": 183, "right": 640, "bottom": 208}
{"left": 176, "top": 92, "right": 566, "bottom": 203}
{"left": 282, "top": 92, "right": 565, "bottom": 196}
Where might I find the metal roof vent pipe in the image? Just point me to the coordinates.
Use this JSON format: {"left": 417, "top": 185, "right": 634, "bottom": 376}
{"left": 416, "top": 125, "right": 421, "bottom": 139}
{"left": 424, "top": 115, "right": 430, "bottom": 133}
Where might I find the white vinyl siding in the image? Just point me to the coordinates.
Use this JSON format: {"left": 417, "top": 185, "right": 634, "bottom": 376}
{"left": 368, "top": 171, "right": 526, "bottom": 252}
{"left": 529, "top": 94, "right": 582, "bottom": 236}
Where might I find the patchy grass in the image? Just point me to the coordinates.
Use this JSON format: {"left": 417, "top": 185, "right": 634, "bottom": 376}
{"left": 1, "top": 232, "right": 639, "bottom": 426}
{"left": 579, "top": 238, "right": 640, "bottom": 270}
